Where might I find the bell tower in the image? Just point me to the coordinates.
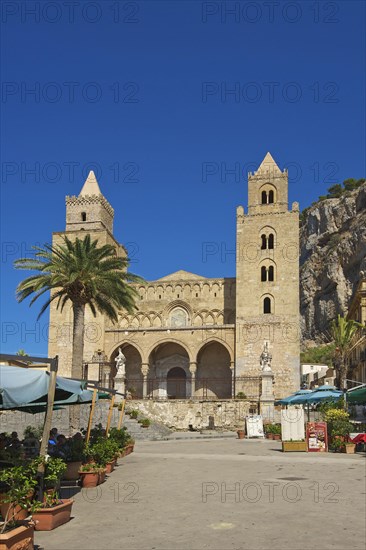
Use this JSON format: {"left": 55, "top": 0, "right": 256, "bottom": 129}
{"left": 235, "top": 152, "right": 300, "bottom": 398}
{"left": 48, "top": 171, "right": 125, "bottom": 378}
{"left": 66, "top": 171, "right": 114, "bottom": 233}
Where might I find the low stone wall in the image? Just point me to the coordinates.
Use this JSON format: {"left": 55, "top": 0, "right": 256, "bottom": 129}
{"left": 126, "top": 399, "right": 257, "bottom": 430}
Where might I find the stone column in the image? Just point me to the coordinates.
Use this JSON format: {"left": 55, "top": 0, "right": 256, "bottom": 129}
{"left": 189, "top": 362, "right": 197, "bottom": 399}
{"left": 230, "top": 361, "right": 235, "bottom": 398}
{"left": 260, "top": 369, "right": 275, "bottom": 422}
{"left": 142, "top": 364, "right": 149, "bottom": 399}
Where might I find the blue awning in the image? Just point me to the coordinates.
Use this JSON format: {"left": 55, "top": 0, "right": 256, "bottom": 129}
{"left": 0, "top": 365, "right": 88, "bottom": 409}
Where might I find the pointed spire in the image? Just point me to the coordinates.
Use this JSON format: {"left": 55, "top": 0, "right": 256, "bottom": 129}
{"left": 79, "top": 171, "right": 102, "bottom": 196}
{"left": 256, "top": 152, "right": 282, "bottom": 175}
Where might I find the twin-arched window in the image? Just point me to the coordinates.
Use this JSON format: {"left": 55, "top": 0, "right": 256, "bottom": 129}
{"left": 261, "top": 190, "right": 274, "bottom": 204}
{"left": 261, "top": 233, "right": 274, "bottom": 250}
{"left": 261, "top": 265, "right": 274, "bottom": 282}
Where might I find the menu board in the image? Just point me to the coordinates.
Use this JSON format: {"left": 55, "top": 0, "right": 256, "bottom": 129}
{"left": 306, "top": 422, "right": 328, "bottom": 452}
{"left": 246, "top": 415, "right": 264, "bottom": 438}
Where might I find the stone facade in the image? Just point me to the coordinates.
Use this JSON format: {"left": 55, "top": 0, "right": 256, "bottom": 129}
{"left": 347, "top": 277, "right": 366, "bottom": 384}
{"left": 48, "top": 153, "right": 300, "bottom": 405}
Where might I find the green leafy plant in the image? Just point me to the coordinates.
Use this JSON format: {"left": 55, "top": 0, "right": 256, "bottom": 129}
{"left": 129, "top": 410, "right": 139, "bottom": 420}
{"left": 0, "top": 461, "right": 40, "bottom": 533}
{"left": 43, "top": 457, "right": 67, "bottom": 489}
{"left": 139, "top": 418, "right": 151, "bottom": 428}
{"left": 67, "top": 438, "right": 86, "bottom": 462}
{"left": 236, "top": 392, "right": 247, "bottom": 399}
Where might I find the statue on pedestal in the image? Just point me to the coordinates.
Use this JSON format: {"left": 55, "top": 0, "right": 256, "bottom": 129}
{"left": 260, "top": 342, "right": 272, "bottom": 372}
{"left": 115, "top": 347, "right": 126, "bottom": 379}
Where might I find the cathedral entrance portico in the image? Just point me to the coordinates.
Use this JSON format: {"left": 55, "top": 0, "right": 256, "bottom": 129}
{"left": 148, "top": 342, "right": 191, "bottom": 399}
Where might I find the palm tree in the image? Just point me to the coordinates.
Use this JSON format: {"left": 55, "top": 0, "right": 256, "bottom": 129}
{"left": 14, "top": 234, "right": 143, "bottom": 383}
{"left": 330, "top": 314, "right": 364, "bottom": 392}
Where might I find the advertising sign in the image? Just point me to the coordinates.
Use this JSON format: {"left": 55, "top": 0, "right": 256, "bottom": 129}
{"left": 246, "top": 415, "right": 264, "bottom": 438}
{"left": 306, "top": 422, "right": 328, "bottom": 452}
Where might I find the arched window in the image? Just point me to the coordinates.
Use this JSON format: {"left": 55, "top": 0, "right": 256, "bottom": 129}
{"left": 268, "top": 234, "right": 274, "bottom": 249}
{"left": 81, "top": 212, "right": 87, "bottom": 221}
{"left": 263, "top": 297, "right": 271, "bottom": 314}
{"left": 261, "top": 266, "right": 267, "bottom": 282}
{"left": 268, "top": 190, "right": 274, "bottom": 204}
{"left": 170, "top": 307, "right": 188, "bottom": 328}
{"left": 261, "top": 234, "right": 267, "bottom": 250}
{"left": 261, "top": 191, "right": 267, "bottom": 204}
{"left": 268, "top": 265, "right": 274, "bottom": 281}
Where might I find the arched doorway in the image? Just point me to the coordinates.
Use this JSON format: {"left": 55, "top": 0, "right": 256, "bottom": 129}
{"left": 149, "top": 342, "right": 190, "bottom": 399}
{"left": 167, "top": 367, "right": 187, "bottom": 399}
{"left": 110, "top": 344, "right": 143, "bottom": 398}
{"left": 196, "top": 342, "right": 232, "bottom": 399}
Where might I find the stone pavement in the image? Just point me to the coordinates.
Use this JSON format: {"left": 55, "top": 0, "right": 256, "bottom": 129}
{"left": 35, "top": 438, "right": 366, "bottom": 550}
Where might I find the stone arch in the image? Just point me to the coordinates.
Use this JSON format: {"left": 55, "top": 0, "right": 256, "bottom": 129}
{"left": 146, "top": 338, "right": 193, "bottom": 362}
{"left": 148, "top": 341, "right": 191, "bottom": 399}
{"left": 195, "top": 341, "right": 232, "bottom": 399}
{"left": 259, "top": 225, "right": 277, "bottom": 250}
{"left": 259, "top": 259, "right": 276, "bottom": 282}
{"left": 259, "top": 183, "right": 277, "bottom": 205}
{"left": 110, "top": 343, "right": 144, "bottom": 398}
{"left": 151, "top": 313, "right": 162, "bottom": 328}
{"left": 193, "top": 313, "right": 203, "bottom": 326}
{"left": 261, "top": 293, "right": 274, "bottom": 314}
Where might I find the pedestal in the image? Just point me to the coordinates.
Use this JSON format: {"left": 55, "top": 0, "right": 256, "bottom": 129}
{"left": 260, "top": 370, "right": 275, "bottom": 422}
{"left": 114, "top": 377, "right": 125, "bottom": 404}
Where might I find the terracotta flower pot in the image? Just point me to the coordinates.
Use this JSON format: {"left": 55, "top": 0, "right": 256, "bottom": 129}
{"left": 0, "top": 502, "right": 28, "bottom": 523}
{"left": 98, "top": 469, "right": 106, "bottom": 485}
{"left": 342, "top": 444, "right": 355, "bottom": 454}
{"left": 267, "top": 433, "right": 274, "bottom": 440}
{"left": 0, "top": 523, "right": 34, "bottom": 550}
{"left": 32, "top": 499, "right": 73, "bottom": 531}
{"left": 237, "top": 430, "right": 245, "bottom": 440}
{"left": 79, "top": 471, "right": 99, "bottom": 488}
{"left": 273, "top": 434, "right": 281, "bottom": 441}
{"left": 105, "top": 461, "right": 115, "bottom": 474}
{"left": 62, "top": 461, "right": 82, "bottom": 481}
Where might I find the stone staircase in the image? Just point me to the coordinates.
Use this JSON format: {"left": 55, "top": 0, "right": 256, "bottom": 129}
{"left": 121, "top": 414, "right": 173, "bottom": 441}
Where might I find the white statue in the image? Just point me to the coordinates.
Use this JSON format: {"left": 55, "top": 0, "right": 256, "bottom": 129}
{"left": 260, "top": 342, "right": 272, "bottom": 372}
{"left": 115, "top": 347, "right": 126, "bottom": 378}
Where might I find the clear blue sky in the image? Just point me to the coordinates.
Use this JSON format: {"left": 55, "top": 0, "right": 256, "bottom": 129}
{"left": 1, "top": 0, "right": 365, "bottom": 356}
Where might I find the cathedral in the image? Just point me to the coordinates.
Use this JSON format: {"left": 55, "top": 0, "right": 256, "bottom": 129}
{"left": 48, "top": 153, "right": 300, "bottom": 403}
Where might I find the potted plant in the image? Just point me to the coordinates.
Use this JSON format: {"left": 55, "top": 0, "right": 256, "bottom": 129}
{"left": 78, "top": 463, "right": 100, "bottom": 488}
{"left": 31, "top": 457, "right": 73, "bottom": 531}
{"left": 324, "top": 409, "right": 353, "bottom": 452}
{"left": 235, "top": 392, "right": 247, "bottom": 400}
{"left": 63, "top": 438, "right": 86, "bottom": 480}
{"left": 264, "top": 424, "right": 274, "bottom": 439}
{"left": 32, "top": 490, "right": 74, "bottom": 531}
{"left": 237, "top": 429, "right": 245, "bottom": 440}
{"left": 342, "top": 441, "right": 356, "bottom": 454}
{"left": 0, "top": 462, "right": 39, "bottom": 550}
{"left": 272, "top": 424, "right": 282, "bottom": 440}
{"left": 139, "top": 418, "right": 150, "bottom": 428}
{"left": 129, "top": 410, "right": 139, "bottom": 420}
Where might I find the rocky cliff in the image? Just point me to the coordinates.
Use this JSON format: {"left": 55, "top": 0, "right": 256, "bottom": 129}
{"left": 300, "top": 184, "right": 366, "bottom": 341}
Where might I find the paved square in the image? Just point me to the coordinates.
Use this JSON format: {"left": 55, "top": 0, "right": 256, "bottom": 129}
{"left": 36, "top": 438, "right": 366, "bottom": 550}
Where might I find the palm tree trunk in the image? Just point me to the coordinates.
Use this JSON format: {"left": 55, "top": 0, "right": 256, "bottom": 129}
{"left": 72, "top": 303, "right": 85, "bottom": 379}
{"left": 69, "top": 303, "right": 85, "bottom": 433}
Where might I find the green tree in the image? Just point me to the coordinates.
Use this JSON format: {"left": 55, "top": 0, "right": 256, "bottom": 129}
{"left": 14, "top": 234, "right": 143, "bottom": 389}
{"left": 330, "top": 315, "right": 364, "bottom": 393}
{"left": 326, "top": 184, "right": 343, "bottom": 198}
